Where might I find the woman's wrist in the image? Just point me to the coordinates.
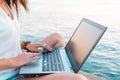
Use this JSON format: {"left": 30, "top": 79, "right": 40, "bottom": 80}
{"left": 21, "top": 41, "right": 31, "bottom": 51}
{"left": 9, "top": 57, "right": 21, "bottom": 68}
{"left": 4, "top": 58, "right": 18, "bottom": 68}
{"left": 0, "top": 58, "right": 18, "bottom": 70}
{"left": 8, "top": 58, "right": 16, "bottom": 68}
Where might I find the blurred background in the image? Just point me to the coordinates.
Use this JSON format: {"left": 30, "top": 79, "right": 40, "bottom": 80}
{"left": 19, "top": 0, "right": 120, "bottom": 80}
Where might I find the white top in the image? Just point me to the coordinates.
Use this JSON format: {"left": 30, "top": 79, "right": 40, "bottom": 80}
{"left": 0, "top": 7, "right": 22, "bottom": 79}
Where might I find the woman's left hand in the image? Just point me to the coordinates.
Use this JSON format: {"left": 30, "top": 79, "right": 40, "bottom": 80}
{"left": 26, "top": 43, "right": 53, "bottom": 53}
{"left": 25, "top": 43, "right": 40, "bottom": 53}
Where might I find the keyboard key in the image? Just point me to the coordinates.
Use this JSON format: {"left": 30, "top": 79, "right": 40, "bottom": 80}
{"left": 42, "top": 47, "right": 64, "bottom": 71}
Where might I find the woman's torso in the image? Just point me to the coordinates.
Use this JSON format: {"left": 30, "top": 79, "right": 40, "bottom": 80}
{"left": 0, "top": 7, "right": 22, "bottom": 80}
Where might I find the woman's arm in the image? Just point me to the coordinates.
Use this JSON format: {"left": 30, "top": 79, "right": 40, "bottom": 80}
{"left": 0, "top": 58, "right": 14, "bottom": 70}
{"left": 0, "top": 52, "right": 40, "bottom": 70}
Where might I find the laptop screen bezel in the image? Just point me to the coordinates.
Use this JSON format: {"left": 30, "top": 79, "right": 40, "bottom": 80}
{"left": 65, "top": 18, "right": 107, "bottom": 73}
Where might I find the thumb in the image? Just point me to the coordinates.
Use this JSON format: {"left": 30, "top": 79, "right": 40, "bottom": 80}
{"left": 31, "top": 48, "right": 41, "bottom": 53}
{"left": 37, "top": 43, "right": 53, "bottom": 51}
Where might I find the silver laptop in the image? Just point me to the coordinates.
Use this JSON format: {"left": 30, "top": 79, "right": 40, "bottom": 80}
{"left": 19, "top": 18, "right": 107, "bottom": 75}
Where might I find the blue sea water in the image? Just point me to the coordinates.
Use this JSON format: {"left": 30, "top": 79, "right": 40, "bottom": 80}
{"left": 19, "top": 0, "right": 120, "bottom": 80}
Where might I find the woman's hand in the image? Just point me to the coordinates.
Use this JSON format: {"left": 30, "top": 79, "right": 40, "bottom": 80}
{"left": 26, "top": 43, "right": 53, "bottom": 53}
{"left": 10, "top": 52, "right": 40, "bottom": 68}
{"left": 25, "top": 43, "right": 41, "bottom": 52}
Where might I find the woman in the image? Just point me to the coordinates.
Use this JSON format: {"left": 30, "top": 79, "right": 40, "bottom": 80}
{"left": 0, "top": 0, "right": 88, "bottom": 80}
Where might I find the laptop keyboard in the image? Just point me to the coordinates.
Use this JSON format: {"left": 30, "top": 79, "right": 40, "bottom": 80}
{"left": 42, "top": 47, "right": 65, "bottom": 71}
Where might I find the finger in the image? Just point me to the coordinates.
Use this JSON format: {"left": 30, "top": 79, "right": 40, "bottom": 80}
{"left": 44, "top": 44, "right": 53, "bottom": 51}
{"left": 27, "top": 57, "right": 40, "bottom": 63}
{"left": 38, "top": 43, "right": 53, "bottom": 51}
{"left": 25, "top": 52, "right": 33, "bottom": 58}
{"left": 24, "top": 52, "right": 40, "bottom": 58}
{"left": 32, "top": 57, "right": 40, "bottom": 60}
{"left": 28, "top": 55, "right": 40, "bottom": 61}
{"left": 32, "top": 48, "right": 41, "bottom": 53}
{"left": 38, "top": 47, "right": 44, "bottom": 52}
{"left": 24, "top": 52, "right": 31, "bottom": 56}
{"left": 31, "top": 53, "right": 41, "bottom": 57}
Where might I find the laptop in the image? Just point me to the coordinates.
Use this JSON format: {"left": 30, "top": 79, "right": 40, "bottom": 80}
{"left": 19, "top": 18, "right": 107, "bottom": 75}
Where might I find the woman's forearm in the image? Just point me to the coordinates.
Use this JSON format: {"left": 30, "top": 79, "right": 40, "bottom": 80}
{"left": 0, "top": 58, "right": 15, "bottom": 70}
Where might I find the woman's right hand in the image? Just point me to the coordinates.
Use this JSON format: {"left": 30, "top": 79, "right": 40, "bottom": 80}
{"left": 10, "top": 52, "right": 40, "bottom": 68}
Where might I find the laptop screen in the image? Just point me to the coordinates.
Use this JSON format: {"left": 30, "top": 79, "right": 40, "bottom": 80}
{"left": 65, "top": 18, "right": 107, "bottom": 72}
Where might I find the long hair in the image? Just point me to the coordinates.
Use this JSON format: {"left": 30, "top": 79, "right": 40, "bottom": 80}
{"left": 5, "top": 0, "right": 29, "bottom": 17}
